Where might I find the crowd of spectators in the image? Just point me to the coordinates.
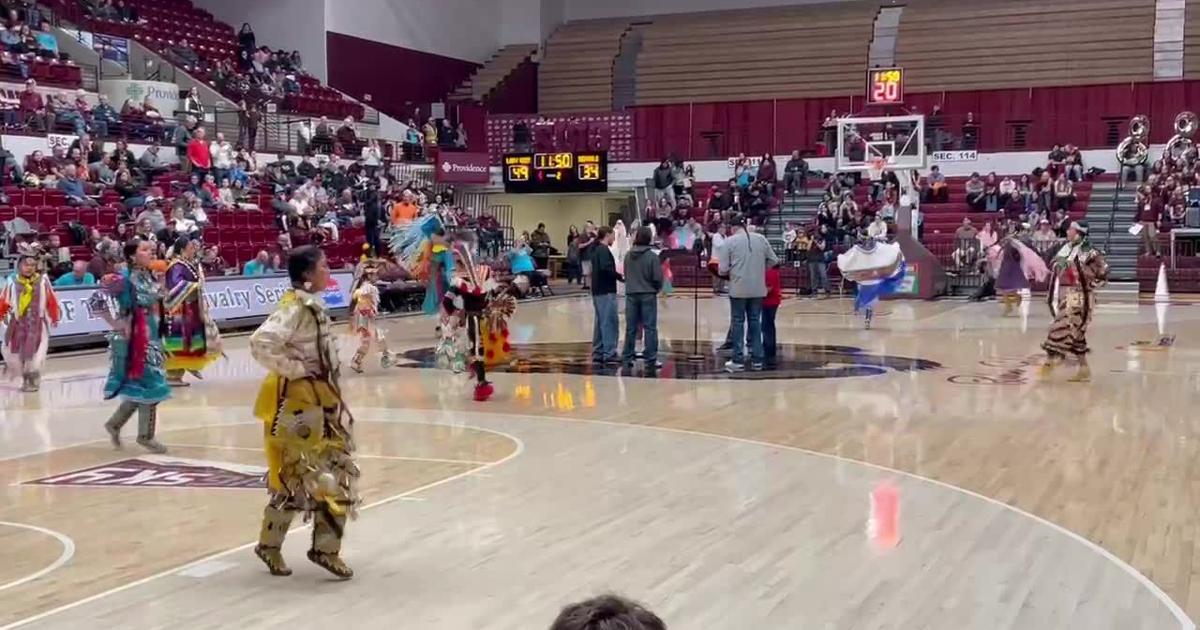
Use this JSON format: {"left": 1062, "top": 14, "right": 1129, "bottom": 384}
{"left": 1132, "top": 146, "right": 1198, "bottom": 258}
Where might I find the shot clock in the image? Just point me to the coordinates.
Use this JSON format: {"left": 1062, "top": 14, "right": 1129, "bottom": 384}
{"left": 503, "top": 152, "right": 608, "bottom": 193}
{"left": 866, "top": 67, "right": 904, "bottom": 105}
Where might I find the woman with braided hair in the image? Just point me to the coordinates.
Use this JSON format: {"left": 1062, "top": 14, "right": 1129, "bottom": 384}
{"left": 92, "top": 238, "right": 171, "bottom": 453}
{"left": 1041, "top": 220, "right": 1108, "bottom": 382}
{"left": 249, "top": 245, "right": 359, "bottom": 579}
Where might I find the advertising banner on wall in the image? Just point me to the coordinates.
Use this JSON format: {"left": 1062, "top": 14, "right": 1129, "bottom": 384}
{"left": 435, "top": 152, "right": 491, "bottom": 184}
{"left": 99, "top": 79, "right": 179, "bottom": 119}
{"left": 37, "top": 271, "right": 353, "bottom": 339}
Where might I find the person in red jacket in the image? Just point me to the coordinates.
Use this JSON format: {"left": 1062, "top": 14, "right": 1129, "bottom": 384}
{"left": 762, "top": 261, "right": 782, "bottom": 366}
{"left": 187, "top": 126, "right": 212, "bottom": 176}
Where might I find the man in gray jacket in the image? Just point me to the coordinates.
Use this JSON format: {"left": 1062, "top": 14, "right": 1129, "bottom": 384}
{"left": 622, "top": 226, "right": 663, "bottom": 367}
{"left": 717, "top": 215, "right": 778, "bottom": 371}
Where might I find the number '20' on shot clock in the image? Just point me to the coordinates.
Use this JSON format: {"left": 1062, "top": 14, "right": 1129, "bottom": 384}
{"left": 866, "top": 67, "right": 904, "bottom": 105}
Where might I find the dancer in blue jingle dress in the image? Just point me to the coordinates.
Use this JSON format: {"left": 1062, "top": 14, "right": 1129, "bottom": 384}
{"left": 837, "top": 239, "right": 906, "bottom": 329}
{"left": 91, "top": 239, "right": 172, "bottom": 454}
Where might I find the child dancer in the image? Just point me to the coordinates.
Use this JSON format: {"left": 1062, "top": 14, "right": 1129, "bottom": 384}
{"left": 762, "top": 261, "right": 781, "bottom": 366}
{"left": 93, "top": 239, "right": 172, "bottom": 453}
{"left": 348, "top": 256, "right": 393, "bottom": 373}
{"left": 249, "top": 246, "right": 359, "bottom": 579}
{"left": 0, "top": 244, "right": 60, "bottom": 392}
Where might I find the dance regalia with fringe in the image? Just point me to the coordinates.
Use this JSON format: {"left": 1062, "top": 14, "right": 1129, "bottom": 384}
{"left": 348, "top": 259, "right": 392, "bottom": 372}
{"left": 162, "top": 258, "right": 221, "bottom": 373}
{"left": 993, "top": 237, "right": 1050, "bottom": 312}
{"left": 89, "top": 270, "right": 172, "bottom": 404}
{"left": 1042, "top": 240, "right": 1108, "bottom": 359}
{"left": 440, "top": 245, "right": 516, "bottom": 401}
{"left": 837, "top": 241, "right": 906, "bottom": 315}
{"left": 249, "top": 288, "right": 360, "bottom": 568}
{"left": 388, "top": 214, "right": 453, "bottom": 315}
{"left": 0, "top": 270, "right": 60, "bottom": 391}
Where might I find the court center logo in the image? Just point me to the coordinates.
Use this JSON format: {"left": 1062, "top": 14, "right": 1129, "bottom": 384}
{"left": 399, "top": 341, "right": 941, "bottom": 380}
{"left": 23, "top": 455, "right": 266, "bottom": 489}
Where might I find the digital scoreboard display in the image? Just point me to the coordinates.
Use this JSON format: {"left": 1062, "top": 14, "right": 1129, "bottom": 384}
{"left": 866, "top": 67, "right": 904, "bottom": 105}
{"left": 502, "top": 152, "right": 608, "bottom": 193}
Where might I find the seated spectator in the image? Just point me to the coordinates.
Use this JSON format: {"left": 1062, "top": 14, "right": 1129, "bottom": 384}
{"left": 922, "top": 165, "right": 948, "bottom": 203}
{"left": 187, "top": 126, "right": 212, "bottom": 176}
{"left": 977, "top": 220, "right": 998, "bottom": 250}
{"left": 983, "top": 172, "right": 999, "bottom": 212}
{"left": 244, "top": 250, "right": 270, "bottom": 275}
{"left": 53, "top": 260, "right": 96, "bottom": 286}
{"left": 200, "top": 245, "right": 226, "bottom": 276}
{"left": 115, "top": 0, "right": 140, "bottom": 23}
{"left": 1053, "top": 173, "right": 1075, "bottom": 211}
{"left": 137, "top": 141, "right": 169, "bottom": 177}
{"left": 756, "top": 154, "right": 777, "bottom": 199}
{"left": 114, "top": 168, "right": 144, "bottom": 209}
{"left": 1064, "top": 144, "right": 1084, "bottom": 182}
{"left": 169, "top": 38, "right": 201, "bottom": 70}
{"left": 57, "top": 164, "right": 97, "bottom": 206}
{"left": 1032, "top": 218, "right": 1059, "bottom": 250}
{"left": 169, "top": 205, "right": 199, "bottom": 236}
{"left": 549, "top": 595, "right": 666, "bottom": 630}
{"left": 141, "top": 94, "right": 162, "bottom": 119}
{"left": 47, "top": 93, "right": 85, "bottom": 135}
{"left": 783, "top": 150, "right": 808, "bottom": 196}
{"left": 270, "top": 152, "right": 296, "bottom": 179}
{"left": 120, "top": 97, "right": 141, "bottom": 118}
{"left": 136, "top": 203, "right": 166, "bottom": 234}
{"left": 1046, "top": 144, "right": 1066, "bottom": 178}
{"left": 964, "top": 172, "right": 986, "bottom": 211}
{"left": 22, "top": 149, "right": 49, "bottom": 185}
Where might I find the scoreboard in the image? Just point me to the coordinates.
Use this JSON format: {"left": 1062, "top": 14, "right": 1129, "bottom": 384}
{"left": 502, "top": 152, "right": 608, "bottom": 193}
{"left": 866, "top": 67, "right": 904, "bottom": 105}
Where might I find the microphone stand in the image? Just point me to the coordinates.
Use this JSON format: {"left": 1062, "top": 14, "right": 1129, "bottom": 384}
{"left": 687, "top": 248, "right": 705, "bottom": 362}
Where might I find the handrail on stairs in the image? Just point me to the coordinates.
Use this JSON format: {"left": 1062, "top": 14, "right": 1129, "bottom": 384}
{"left": 1103, "top": 178, "right": 1122, "bottom": 254}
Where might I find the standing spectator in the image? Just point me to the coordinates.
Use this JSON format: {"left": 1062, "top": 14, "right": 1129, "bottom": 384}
{"left": 237, "top": 23, "right": 255, "bottom": 63}
{"left": 173, "top": 116, "right": 196, "bottom": 171}
{"left": 336, "top": 116, "right": 358, "bottom": 148}
{"left": 762, "top": 260, "right": 782, "bottom": 366}
{"left": 805, "top": 228, "right": 829, "bottom": 297}
{"left": 209, "top": 131, "right": 233, "bottom": 181}
{"left": 361, "top": 138, "right": 382, "bottom": 178}
{"left": 454, "top": 122, "right": 468, "bottom": 150}
{"left": 578, "top": 220, "right": 598, "bottom": 290}
{"left": 652, "top": 159, "right": 675, "bottom": 208}
{"left": 187, "top": 126, "right": 211, "bottom": 177}
{"left": 1136, "top": 186, "right": 1162, "bottom": 258}
{"left": 717, "top": 214, "right": 777, "bottom": 371}
{"left": 241, "top": 101, "right": 261, "bottom": 150}
{"left": 783, "top": 150, "right": 808, "bottom": 196}
{"left": 589, "top": 226, "right": 621, "bottom": 363}
{"left": 961, "top": 112, "right": 979, "bottom": 150}
{"left": 565, "top": 225, "right": 582, "bottom": 284}
{"left": 19, "top": 78, "right": 46, "bottom": 131}
{"left": 182, "top": 89, "right": 204, "bottom": 121}
{"left": 529, "top": 222, "right": 551, "bottom": 270}
{"left": 621, "top": 226, "right": 662, "bottom": 367}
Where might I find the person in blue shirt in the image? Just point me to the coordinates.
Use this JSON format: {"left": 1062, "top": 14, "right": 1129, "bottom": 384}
{"left": 507, "top": 240, "right": 535, "bottom": 275}
{"left": 244, "top": 250, "right": 270, "bottom": 276}
{"left": 53, "top": 260, "right": 97, "bottom": 286}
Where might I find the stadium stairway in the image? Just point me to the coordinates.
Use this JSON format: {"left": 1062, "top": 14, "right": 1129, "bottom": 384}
{"left": 763, "top": 191, "right": 823, "bottom": 253}
{"left": 1089, "top": 181, "right": 1138, "bottom": 282}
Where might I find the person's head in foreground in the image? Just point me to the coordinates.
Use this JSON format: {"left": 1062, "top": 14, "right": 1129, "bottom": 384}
{"left": 549, "top": 594, "right": 666, "bottom": 630}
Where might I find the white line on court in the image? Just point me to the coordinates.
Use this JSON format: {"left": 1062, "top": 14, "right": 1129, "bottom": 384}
{"left": 0, "top": 522, "right": 76, "bottom": 594}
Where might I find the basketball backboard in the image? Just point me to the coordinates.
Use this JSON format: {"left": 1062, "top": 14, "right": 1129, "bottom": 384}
{"left": 835, "top": 115, "right": 926, "bottom": 173}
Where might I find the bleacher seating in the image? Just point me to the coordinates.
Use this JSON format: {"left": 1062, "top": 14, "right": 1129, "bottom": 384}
{"left": 1185, "top": 0, "right": 1200, "bottom": 79}
{"left": 897, "top": 0, "right": 1155, "bottom": 92}
{"left": 48, "top": 0, "right": 363, "bottom": 120}
{"left": 633, "top": 2, "right": 876, "bottom": 105}
{"left": 538, "top": 19, "right": 631, "bottom": 113}
{"left": 450, "top": 44, "right": 538, "bottom": 102}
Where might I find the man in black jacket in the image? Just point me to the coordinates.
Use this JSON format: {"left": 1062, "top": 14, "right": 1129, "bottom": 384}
{"left": 621, "top": 226, "right": 662, "bottom": 366}
{"left": 783, "top": 150, "right": 808, "bottom": 196}
{"left": 590, "top": 226, "right": 621, "bottom": 363}
{"left": 652, "top": 159, "right": 675, "bottom": 209}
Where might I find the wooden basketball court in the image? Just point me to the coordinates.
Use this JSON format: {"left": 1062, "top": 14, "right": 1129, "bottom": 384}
{"left": 1, "top": 294, "right": 1197, "bottom": 629}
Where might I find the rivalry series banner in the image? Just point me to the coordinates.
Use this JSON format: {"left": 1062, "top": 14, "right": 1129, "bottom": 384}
{"left": 42, "top": 271, "right": 354, "bottom": 339}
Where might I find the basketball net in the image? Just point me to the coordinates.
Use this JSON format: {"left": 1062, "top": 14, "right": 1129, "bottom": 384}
{"left": 868, "top": 156, "right": 888, "bottom": 181}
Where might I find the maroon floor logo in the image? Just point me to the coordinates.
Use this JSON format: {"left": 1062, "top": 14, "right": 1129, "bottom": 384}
{"left": 24, "top": 456, "right": 266, "bottom": 489}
